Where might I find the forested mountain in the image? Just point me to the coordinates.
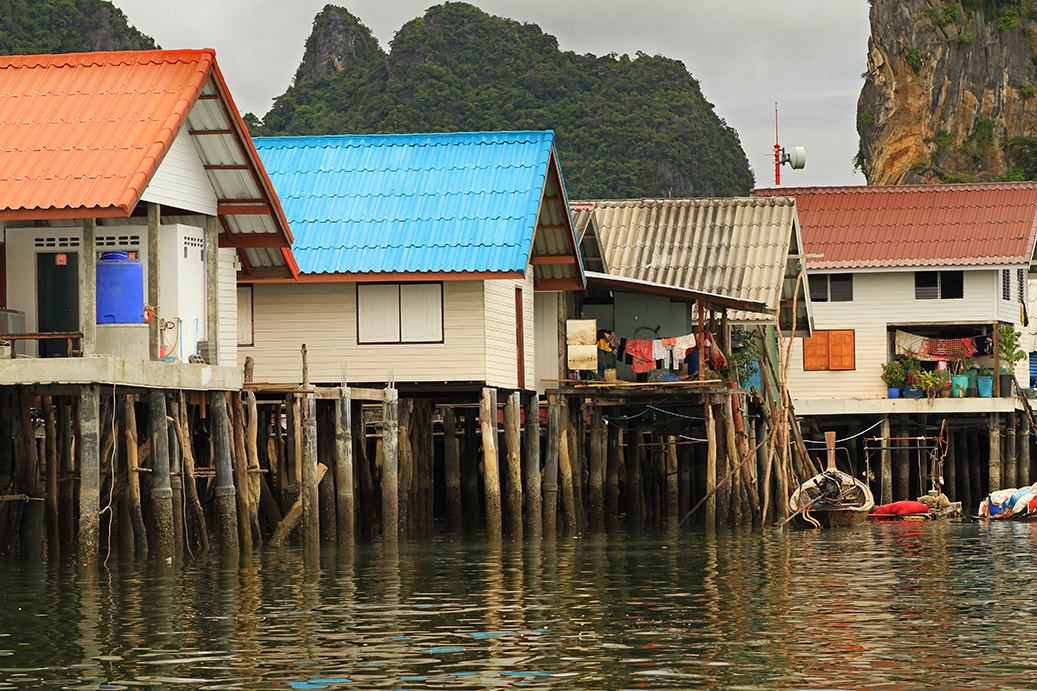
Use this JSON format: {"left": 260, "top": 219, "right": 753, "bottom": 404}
{"left": 252, "top": 3, "right": 753, "bottom": 199}
{"left": 0, "top": 0, "right": 153, "bottom": 55}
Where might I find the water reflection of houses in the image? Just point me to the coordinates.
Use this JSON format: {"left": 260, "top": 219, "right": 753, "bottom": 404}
{"left": 754, "top": 182, "right": 1037, "bottom": 513}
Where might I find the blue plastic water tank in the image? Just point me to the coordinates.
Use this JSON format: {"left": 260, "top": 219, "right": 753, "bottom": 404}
{"left": 96, "top": 251, "right": 144, "bottom": 324}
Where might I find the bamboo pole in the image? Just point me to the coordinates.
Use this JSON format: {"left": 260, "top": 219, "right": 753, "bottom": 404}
{"left": 480, "top": 387, "right": 502, "bottom": 539}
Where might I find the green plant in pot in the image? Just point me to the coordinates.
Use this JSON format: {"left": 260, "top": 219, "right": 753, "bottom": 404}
{"left": 951, "top": 356, "right": 973, "bottom": 397}
{"left": 919, "top": 368, "right": 951, "bottom": 398}
{"left": 997, "top": 324, "right": 1026, "bottom": 396}
{"left": 881, "top": 361, "right": 906, "bottom": 394}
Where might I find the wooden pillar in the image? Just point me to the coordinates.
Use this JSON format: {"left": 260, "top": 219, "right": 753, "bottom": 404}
{"left": 1006, "top": 412, "right": 1018, "bottom": 490}
{"left": 714, "top": 403, "right": 729, "bottom": 524}
{"left": 335, "top": 386, "right": 355, "bottom": 546}
{"left": 43, "top": 397, "right": 59, "bottom": 560}
{"left": 754, "top": 412, "right": 771, "bottom": 524}
{"left": 204, "top": 215, "right": 220, "bottom": 359}
{"left": 945, "top": 425, "right": 957, "bottom": 501}
{"left": 123, "top": 396, "right": 147, "bottom": 555}
{"left": 558, "top": 402, "right": 577, "bottom": 535}
{"left": 167, "top": 398, "right": 184, "bottom": 558}
{"left": 80, "top": 219, "right": 97, "bottom": 356}
{"left": 209, "top": 390, "right": 238, "bottom": 555}
{"left": 148, "top": 391, "right": 175, "bottom": 560}
{"left": 880, "top": 417, "right": 892, "bottom": 505}
{"left": 625, "top": 427, "right": 644, "bottom": 522}
{"left": 967, "top": 428, "right": 982, "bottom": 511}
{"left": 895, "top": 420, "right": 910, "bottom": 501}
{"left": 503, "top": 391, "right": 523, "bottom": 537}
{"left": 147, "top": 203, "right": 161, "bottom": 361}
{"left": 398, "top": 398, "right": 413, "bottom": 536}
{"left": 228, "top": 394, "right": 254, "bottom": 554}
{"left": 480, "top": 387, "right": 502, "bottom": 539}
{"left": 59, "top": 401, "right": 75, "bottom": 555}
{"left": 522, "top": 394, "right": 541, "bottom": 537}
{"left": 704, "top": 398, "right": 717, "bottom": 531}
{"left": 461, "top": 410, "right": 480, "bottom": 526}
{"left": 381, "top": 387, "right": 399, "bottom": 541}
{"left": 605, "top": 410, "right": 620, "bottom": 524}
{"left": 443, "top": 407, "right": 461, "bottom": 530}
{"left": 588, "top": 405, "right": 604, "bottom": 528}
{"left": 544, "top": 394, "right": 560, "bottom": 537}
{"left": 78, "top": 385, "right": 100, "bottom": 566}
{"left": 1021, "top": 412, "right": 1032, "bottom": 488}
{"left": 989, "top": 413, "right": 1002, "bottom": 492}
{"left": 302, "top": 391, "right": 320, "bottom": 551}
{"left": 665, "top": 435, "right": 679, "bottom": 521}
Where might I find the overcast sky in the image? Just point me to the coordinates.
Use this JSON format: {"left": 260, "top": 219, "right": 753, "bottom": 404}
{"left": 117, "top": 0, "right": 872, "bottom": 190}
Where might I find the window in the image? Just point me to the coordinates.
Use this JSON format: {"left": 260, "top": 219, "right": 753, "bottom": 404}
{"left": 357, "top": 282, "right": 443, "bottom": 344}
{"left": 237, "top": 286, "right": 253, "bottom": 346}
{"left": 915, "top": 270, "right": 963, "bottom": 300}
{"left": 807, "top": 273, "right": 853, "bottom": 302}
{"left": 802, "top": 330, "right": 855, "bottom": 371}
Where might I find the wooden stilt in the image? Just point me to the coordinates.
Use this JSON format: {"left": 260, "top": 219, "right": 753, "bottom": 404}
{"left": 272, "top": 464, "right": 328, "bottom": 547}
{"left": 1007, "top": 412, "right": 1018, "bottom": 490}
{"left": 245, "top": 391, "right": 261, "bottom": 543}
{"left": 880, "top": 417, "right": 892, "bottom": 505}
{"left": 58, "top": 400, "right": 75, "bottom": 555}
{"left": 967, "top": 429, "right": 982, "bottom": 511}
{"left": 503, "top": 391, "right": 523, "bottom": 537}
{"left": 665, "top": 435, "right": 679, "bottom": 522}
{"left": 1021, "top": 413, "right": 1032, "bottom": 488}
{"left": 588, "top": 405, "right": 604, "bottom": 528}
{"left": 444, "top": 407, "right": 461, "bottom": 530}
{"left": 704, "top": 399, "right": 717, "bottom": 531}
{"left": 381, "top": 387, "right": 399, "bottom": 542}
{"left": 480, "top": 387, "right": 502, "bottom": 539}
{"left": 895, "top": 421, "right": 910, "bottom": 500}
{"left": 523, "top": 394, "right": 541, "bottom": 537}
{"left": 398, "top": 398, "right": 413, "bottom": 536}
{"left": 605, "top": 410, "right": 620, "bottom": 525}
{"left": 209, "top": 390, "right": 238, "bottom": 555}
{"left": 228, "top": 394, "right": 254, "bottom": 554}
{"left": 124, "top": 395, "right": 148, "bottom": 555}
{"left": 625, "top": 427, "right": 644, "bottom": 522}
{"left": 558, "top": 405, "right": 577, "bottom": 535}
{"left": 989, "top": 413, "right": 1002, "bottom": 492}
{"left": 78, "top": 385, "right": 101, "bottom": 566}
{"left": 302, "top": 391, "right": 320, "bottom": 551}
{"left": 945, "top": 425, "right": 957, "bottom": 501}
{"left": 461, "top": 410, "right": 480, "bottom": 526}
{"left": 148, "top": 391, "right": 174, "bottom": 561}
{"left": 43, "top": 397, "right": 58, "bottom": 560}
{"left": 173, "top": 394, "right": 208, "bottom": 555}
{"left": 544, "top": 394, "right": 560, "bottom": 537}
{"left": 167, "top": 398, "right": 184, "bottom": 559}
{"left": 335, "top": 386, "right": 355, "bottom": 546}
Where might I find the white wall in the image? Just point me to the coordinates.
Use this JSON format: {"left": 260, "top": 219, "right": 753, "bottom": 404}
{"left": 141, "top": 127, "right": 218, "bottom": 216}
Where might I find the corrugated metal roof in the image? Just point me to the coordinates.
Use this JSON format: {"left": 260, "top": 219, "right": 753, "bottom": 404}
{"left": 573, "top": 197, "right": 810, "bottom": 331}
{"left": 253, "top": 131, "right": 583, "bottom": 285}
{"left": 0, "top": 49, "right": 295, "bottom": 277}
{"left": 752, "top": 182, "right": 1037, "bottom": 270}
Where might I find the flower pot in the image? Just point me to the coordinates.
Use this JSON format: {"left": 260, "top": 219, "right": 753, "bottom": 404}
{"left": 999, "top": 373, "right": 1014, "bottom": 397}
{"left": 951, "top": 374, "right": 969, "bottom": 398}
{"left": 977, "top": 375, "right": 994, "bottom": 398}
{"left": 904, "top": 386, "right": 923, "bottom": 399}
{"left": 940, "top": 387, "right": 952, "bottom": 398}
{"left": 966, "top": 387, "right": 979, "bottom": 398}
{"left": 888, "top": 387, "right": 901, "bottom": 398}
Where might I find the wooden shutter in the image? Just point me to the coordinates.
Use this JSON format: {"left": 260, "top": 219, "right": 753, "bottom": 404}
{"left": 828, "top": 330, "right": 856, "bottom": 370}
{"left": 802, "top": 330, "right": 830, "bottom": 371}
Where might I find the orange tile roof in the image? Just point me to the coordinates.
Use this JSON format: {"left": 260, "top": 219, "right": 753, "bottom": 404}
{"left": 0, "top": 49, "right": 217, "bottom": 219}
{"left": 752, "top": 182, "right": 1037, "bottom": 270}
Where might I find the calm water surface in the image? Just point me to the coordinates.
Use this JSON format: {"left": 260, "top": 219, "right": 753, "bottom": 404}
{"left": 2, "top": 521, "right": 1037, "bottom": 690}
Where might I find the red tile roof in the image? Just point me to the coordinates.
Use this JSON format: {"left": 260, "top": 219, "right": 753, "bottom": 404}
{"left": 752, "top": 182, "right": 1037, "bottom": 270}
{"left": 0, "top": 50, "right": 216, "bottom": 219}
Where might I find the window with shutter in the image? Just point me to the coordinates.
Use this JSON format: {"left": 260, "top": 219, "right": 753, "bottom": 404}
{"left": 803, "top": 331, "right": 831, "bottom": 371}
{"left": 802, "top": 329, "right": 855, "bottom": 371}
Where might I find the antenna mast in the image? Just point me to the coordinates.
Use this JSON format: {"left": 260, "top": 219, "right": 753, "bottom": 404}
{"left": 773, "top": 103, "right": 806, "bottom": 186}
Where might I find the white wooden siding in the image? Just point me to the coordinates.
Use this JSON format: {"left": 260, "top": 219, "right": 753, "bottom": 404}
{"left": 241, "top": 280, "right": 487, "bottom": 385}
{"left": 141, "top": 128, "right": 218, "bottom": 216}
{"left": 482, "top": 275, "right": 534, "bottom": 390}
{"left": 357, "top": 284, "right": 401, "bottom": 343}
{"left": 534, "top": 291, "right": 560, "bottom": 394}
{"left": 400, "top": 283, "right": 443, "bottom": 342}
{"left": 788, "top": 269, "right": 1025, "bottom": 401}
{"left": 217, "top": 248, "right": 237, "bottom": 367}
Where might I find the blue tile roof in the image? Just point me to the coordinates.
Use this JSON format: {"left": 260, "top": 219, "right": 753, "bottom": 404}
{"left": 253, "top": 131, "right": 558, "bottom": 275}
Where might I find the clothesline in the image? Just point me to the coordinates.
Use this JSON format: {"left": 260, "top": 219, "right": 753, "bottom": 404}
{"left": 597, "top": 329, "right": 727, "bottom": 374}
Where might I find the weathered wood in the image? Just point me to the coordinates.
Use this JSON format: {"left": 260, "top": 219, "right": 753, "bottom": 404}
{"left": 989, "top": 413, "right": 1002, "bottom": 493}
{"left": 335, "top": 387, "right": 355, "bottom": 546}
{"left": 461, "top": 409, "right": 480, "bottom": 527}
{"left": 722, "top": 396, "right": 742, "bottom": 525}
{"left": 245, "top": 391, "right": 261, "bottom": 542}
{"left": 504, "top": 391, "right": 523, "bottom": 537}
{"left": 271, "top": 463, "right": 328, "bottom": 547}
{"left": 123, "top": 395, "right": 148, "bottom": 555}
{"left": 625, "top": 428, "right": 644, "bottom": 522}
{"left": 480, "top": 387, "right": 502, "bottom": 539}
{"left": 382, "top": 388, "right": 399, "bottom": 541}
{"left": 398, "top": 398, "right": 413, "bottom": 536}
{"left": 558, "top": 407, "right": 577, "bottom": 535}
{"left": 209, "top": 390, "right": 238, "bottom": 555}
{"left": 895, "top": 420, "right": 910, "bottom": 501}
{"left": 78, "top": 385, "right": 101, "bottom": 566}
{"left": 544, "top": 394, "right": 560, "bottom": 537}
{"left": 443, "top": 407, "right": 461, "bottom": 530}
{"left": 58, "top": 400, "right": 75, "bottom": 555}
{"left": 167, "top": 398, "right": 184, "bottom": 560}
{"left": 523, "top": 395, "right": 542, "bottom": 537}
{"left": 704, "top": 399, "right": 717, "bottom": 531}
{"left": 147, "top": 203, "right": 161, "bottom": 360}
{"left": 43, "top": 396, "right": 58, "bottom": 559}
{"left": 605, "top": 409, "right": 620, "bottom": 524}
{"left": 967, "top": 428, "right": 982, "bottom": 512}
{"left": 173, "top": 394, "right": 209, "bottom": 555}
{"left": 588, "top": 405, "right": 604, "bottom": 528}
{"left": 302, "top": 391, "right": 320, "bottom": 551}
{"left": 880, "top": 417, "right": 892, "bottom": 505}
{"left": 228, "top": 394, "right": 254, "bottom": 554}
{"left": 1006, "top": 412, "right": 1018, "bottom": 490}
{"left": 148, "top": 390, "right": 175, "bottom": 560}
{"left": 665, "top": 435, "right": 679, "bottom": 521}
{"left": 945, "top": 426, "right": 957, "bottom": 501}
{"left": 1021, "top": 412, "right": 1032, "bottom": 488}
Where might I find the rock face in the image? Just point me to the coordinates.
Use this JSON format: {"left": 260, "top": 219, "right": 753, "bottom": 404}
{"left": 293, "top": 5, "right": 383, "bottom": 86}
{"left": 858, "top": 0, "right": 1037, "bottom": 184}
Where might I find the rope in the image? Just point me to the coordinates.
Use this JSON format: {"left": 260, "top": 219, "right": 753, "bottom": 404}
{"left": 803, "top": 418, "right": 885, "bottom": 445}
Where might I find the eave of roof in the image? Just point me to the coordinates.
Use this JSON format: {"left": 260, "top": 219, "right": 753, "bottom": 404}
{"left": 585, "top": 270, "right": 770, "bottom": 313}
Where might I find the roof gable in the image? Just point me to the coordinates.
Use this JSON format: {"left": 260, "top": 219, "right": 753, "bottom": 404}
{"left": 253, "top": 131, "right": 583, "bottom": 288}
{"left": 752, "top": 182, "right": 1037, "bottom": 270}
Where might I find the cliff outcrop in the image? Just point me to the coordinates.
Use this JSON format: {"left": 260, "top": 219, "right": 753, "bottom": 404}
{"left": 293, "top": 5, "right": 383, "bottom": 87}
{"left": 858, "top": 0, "right": 1037, "bottom": 184}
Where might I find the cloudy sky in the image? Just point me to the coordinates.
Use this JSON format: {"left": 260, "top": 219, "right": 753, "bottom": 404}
{"left": 117, "top": 0, "right": 872, "bottom": 189}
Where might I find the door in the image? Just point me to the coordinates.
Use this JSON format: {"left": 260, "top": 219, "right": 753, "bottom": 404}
{"left": 37, "top": 252, "right": 79, "bottom": 357}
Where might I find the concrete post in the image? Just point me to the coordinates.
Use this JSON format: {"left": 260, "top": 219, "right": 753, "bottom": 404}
{"left": 205, "top": 215, "right": 219, "bottom": 362}
{"left": 147, "top": 203, "right": 161, "bottom": 361}
{"left": 77, "top": 385, "right": 100, "bottom": 566}
{"left": 80, "top": 219, "right": 96, "bottom": 356}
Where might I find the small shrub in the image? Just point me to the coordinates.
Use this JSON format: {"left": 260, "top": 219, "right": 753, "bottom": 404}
{"left": 906, "top": 48, "right": 922, "bottom": 74}
{"left": 957, "top": 31, "right": 976, "bottom": 44}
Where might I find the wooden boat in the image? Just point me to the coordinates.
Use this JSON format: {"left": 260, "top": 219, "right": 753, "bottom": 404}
{"left": 788, "top": 468, "right": 876, "bottom": 527}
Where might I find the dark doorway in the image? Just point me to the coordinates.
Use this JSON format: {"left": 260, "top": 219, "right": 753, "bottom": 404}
{"left": 36, "top": 252, "right": 79, "bottom": 357}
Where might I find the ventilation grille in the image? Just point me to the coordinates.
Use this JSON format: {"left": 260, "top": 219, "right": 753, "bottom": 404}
{"left": 34, "top": 236, "right": 80, "bottom": 248}
{"left": 97, "top": 234, "right": 142, "bottom": 248}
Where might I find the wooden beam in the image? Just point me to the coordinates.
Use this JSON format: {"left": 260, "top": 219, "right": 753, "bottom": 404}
{"left": 531, "top": 255, "right": 577, "bottom": 265}
{"left": 205, "top": 164, "right": 250, "bottom": 171}
{"left": 189, "top": 128, "right": 234, "bottom": 135}
{"left": 217, "top": 204, "right": 270, "bottom": 216}
{"left": 218, "top": 233, "right": 288, "bottom": 248}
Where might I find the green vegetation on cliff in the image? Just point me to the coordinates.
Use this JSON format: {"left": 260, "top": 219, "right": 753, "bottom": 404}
{"left": 0, "top": 0, "right": 154, "bottom": 55}
{"left": 252, "top": 3, "right": 753, "bottom": 199}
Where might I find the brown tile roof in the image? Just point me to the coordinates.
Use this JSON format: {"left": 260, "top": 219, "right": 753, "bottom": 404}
{"left": 752, "top": 182, "right": 1037, "bottom": 270}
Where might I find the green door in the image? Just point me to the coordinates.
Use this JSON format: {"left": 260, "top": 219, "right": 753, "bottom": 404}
{"left": 36, "top": 252, "right": 79, "bottom": 357}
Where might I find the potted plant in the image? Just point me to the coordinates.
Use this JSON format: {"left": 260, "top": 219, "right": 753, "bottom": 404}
{"left": 919, "top": 369, "right": 951, "bottom": 399}
{"left": 997, "top": 324, "right": 1026, "bottom": 397}
{"left": 881, "top": 361, "right": 905, "bottom": 397}
{"left": 951, "top": 357, "right": 973, "bottom": 397}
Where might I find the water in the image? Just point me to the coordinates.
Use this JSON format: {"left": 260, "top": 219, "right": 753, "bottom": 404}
{"left": 2, "top": 521, "right": 1037, "bottom": 690}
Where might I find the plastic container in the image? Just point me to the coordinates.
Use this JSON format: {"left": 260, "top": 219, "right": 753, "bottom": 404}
{"left": 96, "top": 251, "right": 144, "bottom": 324}
{"left": 977, "top": 375, "right": 994, "bottom": 398}
{"left": 951, "top": 374, "right": 969, "bottom": 398}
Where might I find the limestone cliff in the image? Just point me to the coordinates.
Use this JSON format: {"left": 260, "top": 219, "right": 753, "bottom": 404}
{"left": 292, "top": 5, "right": 383, "bottom": 87}
{"left": 858, "top": 0, "right": 1037, "bottom": 184}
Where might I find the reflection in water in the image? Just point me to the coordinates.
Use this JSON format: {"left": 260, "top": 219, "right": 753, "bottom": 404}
{"left": 5, "top": 523, "right": 1037, "bottom": 688}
